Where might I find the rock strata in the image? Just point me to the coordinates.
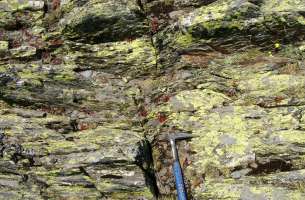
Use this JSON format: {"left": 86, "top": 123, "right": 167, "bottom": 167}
{"left": 0, "top": 0, "right": 304, "bottom": 199}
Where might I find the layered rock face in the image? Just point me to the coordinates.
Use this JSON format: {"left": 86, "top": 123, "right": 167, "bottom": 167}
{"left": 0, "top": 0, "right": 305, "bottom": 199}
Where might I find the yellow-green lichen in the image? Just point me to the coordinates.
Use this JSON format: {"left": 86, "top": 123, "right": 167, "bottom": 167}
{"left": 94, "top": 37, "right": 156, "bottom": 75}
{"left": 53, "top": 72, "right": 76, "bottom": 82}
{"left": 262, "top": 0, "right": 305, "bottom": 13}
{"left": 195, "top": 179, "right": 305, "bottom": 199}
{"left": 297, "top": 15, "right": 305, "bottom": 25}
{"left": 188, "top": 109, "right": 257, "bottom": 171}
{"left": 164, "top": 102, "right": 304, "bottom": 177}
{"left": 221, "top": 49, "right": 264, "bottom": 66}
{"left": 238, "top": 74, "right": 305, "bottom": 95}
{"left": 0, "top": 41, "right": 8, "bottom": 51}
{"left": 42, "top": 139, "right": 99, "bottom": 155}
{"left": 2, "top": 0, "right": 44, "bottom": 11}
{"left": 0, "top": 65, "right": 8, "bottom": 73}
{"left": 94, "top": 177, "right": 153, "bottom": 199}
{"left": 183, "top": 0, "right": 254, "bottom": 33}
{"left": 174, "top": 89, "right": 230, "bottom": 111}
{"left": 9, "top": 46, "right": 36, "bottom": 58}
{"left": 107, "top": 190, "right": 153, "bottom": 200}
{"left": 97, "top": 38, "right": 154, "bottom": 60}
{"left": 192, "top": 0, "right": 229, "bottom": 24}
{"left": 125, "top": 39, "right": 156, "bottom": 66}
{"left": 175, "top": 33, "right": 194, "bottom": 48}
{"left": 60, "top": 0, "right": 148, "bottom": 42}
{"left": 147, "top": 89, "right": 231, "bottom": 122}
{"left": 69, "top": 126, "right": 142, "bottom": 146}
{"left": 276, "top": 130, "right": 305, "bottom": 143}
{"left": 18, "top": 69, "right": 45, "bottom": 86}
{"left": 45, "top": 185, "right": 101, "bottom": 199}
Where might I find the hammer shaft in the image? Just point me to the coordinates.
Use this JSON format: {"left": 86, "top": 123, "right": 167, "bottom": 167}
{"left": 169, "top": 133, "right": 196, "bottom": 200}
{"left": 173, "top": 160, "right": 187, "bottom": 200}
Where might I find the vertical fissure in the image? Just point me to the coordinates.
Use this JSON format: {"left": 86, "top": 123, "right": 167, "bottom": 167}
{"left": 136, "top": 139, "right": 160, "bottom": 198}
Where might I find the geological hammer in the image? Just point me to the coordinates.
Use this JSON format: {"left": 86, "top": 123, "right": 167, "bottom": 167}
{"left": 169, "top": 133, "right": 197, "bottom": 200}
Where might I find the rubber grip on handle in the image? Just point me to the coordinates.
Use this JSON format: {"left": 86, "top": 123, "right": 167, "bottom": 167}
{"left": 173, "top": 161, "right": 187, "bottom": 200}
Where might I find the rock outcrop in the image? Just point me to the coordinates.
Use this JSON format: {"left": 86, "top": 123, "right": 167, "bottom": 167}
{"left": 0, "top": 0, "right": 304, "bottom": 199}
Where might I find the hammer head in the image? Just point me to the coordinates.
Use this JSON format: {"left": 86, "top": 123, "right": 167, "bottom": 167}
{"left": 168, "top": 133, "right": 197, "bottom": 160}
{"left": 168, "top": 132, "right": 197, "bottom": 142}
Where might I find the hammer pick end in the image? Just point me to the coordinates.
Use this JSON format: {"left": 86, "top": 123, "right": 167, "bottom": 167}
{"left": 168, "top": 133, "right": 198, "bottom": 141}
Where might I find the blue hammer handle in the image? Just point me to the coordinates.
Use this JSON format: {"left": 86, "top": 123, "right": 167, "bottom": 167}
{"left": 173, "top": 160, "right": 187, "bottom": 200}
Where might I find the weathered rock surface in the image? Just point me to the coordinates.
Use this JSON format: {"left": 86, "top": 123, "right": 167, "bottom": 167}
{"left": 0, "top": 0, "right": 304, "bottom": 199}
{"left": 59, "top": 0, "right": 149, "bottom": 43}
